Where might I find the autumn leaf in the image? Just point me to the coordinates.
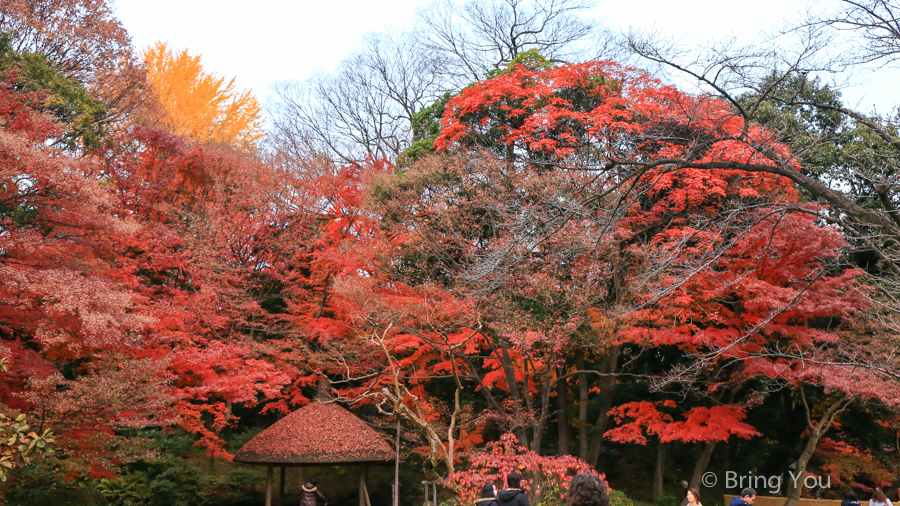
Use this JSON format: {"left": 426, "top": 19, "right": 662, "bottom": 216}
{"left": 142, "top": 41, "right": 262, "bottom": 150}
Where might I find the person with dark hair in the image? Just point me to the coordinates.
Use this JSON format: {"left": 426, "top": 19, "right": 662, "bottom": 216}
{"left": 300, "top": 478, "right": 327, "bottom": 506}
{"left": 871, "top": 488, "right": 894, "bottom": 506}
{"left": 729, "top": 488, "right": 756, "bottom": 506}
{"left": 686, "top": 488, "right": 702, "bottom": 506}
{"left": 476, "top": 483, "right": 499, "bottom": 506}
{"left": 498, "top": 471, "right": 530, "bottom": 506}
{"left": 567, "top": 473, "right": 610, "bottom": 506}
{"left": 842, "top": 489, "right": 861, "bottom": 506}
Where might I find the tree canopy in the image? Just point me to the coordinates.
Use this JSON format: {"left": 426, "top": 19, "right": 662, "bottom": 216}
{"left": 0, "top": 0, "right": 898, "bottom": 505}
{"left": 142, "top": 41, "right": 263, "bottom": 150}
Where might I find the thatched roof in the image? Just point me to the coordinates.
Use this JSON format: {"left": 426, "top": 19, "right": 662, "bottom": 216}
{"left": 233, "top": 402, "right": 394, "bottom": 465}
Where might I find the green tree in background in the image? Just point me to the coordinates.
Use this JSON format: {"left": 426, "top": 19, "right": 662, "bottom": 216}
{"left": 0, "top": 31, "right": 106, "bottom": 149}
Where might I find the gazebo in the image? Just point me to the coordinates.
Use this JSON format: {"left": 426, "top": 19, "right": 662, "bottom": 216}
{"left": 234, "top": 396, "right": 394, "bottom": 506}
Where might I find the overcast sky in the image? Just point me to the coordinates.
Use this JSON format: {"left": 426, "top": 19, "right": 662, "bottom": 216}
{"left": 115, "top": 0, "right": 899, "bottom": 115}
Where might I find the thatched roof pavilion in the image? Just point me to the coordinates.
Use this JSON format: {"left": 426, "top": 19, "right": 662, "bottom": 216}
{"left": 235, "top": 402, "right": 394, "bottom": 465}
{"left": 235, "top": 397, "right": 394, "bottom": 506}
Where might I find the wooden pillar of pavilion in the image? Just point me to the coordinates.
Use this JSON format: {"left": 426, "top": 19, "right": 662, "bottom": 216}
{"left": 279, "top": 465, "right": 286, "bottom": 506}
{"left": 359, "top": 464, "right": 371, "bottom": 506}
{"left": 265, "top": 465, "right": 273, "bottom": 506}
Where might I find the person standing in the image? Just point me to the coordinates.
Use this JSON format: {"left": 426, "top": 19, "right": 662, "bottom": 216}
{"left": 497, "top": 471, "right": 530, "bottom": 506}
{"left": 476, "top": 483, "right": 499, "bottom": 506}
{"left": 300, "top": 478, "right": 327, "bottom": 506}
{"left": 686, "top": 488, "right": 703, "bottom": 506}
{"left": 567, "top": 473, "right": 610, "bottom": 506}
{"left": 871, "top": 488, "right": 894, "bottom": 506}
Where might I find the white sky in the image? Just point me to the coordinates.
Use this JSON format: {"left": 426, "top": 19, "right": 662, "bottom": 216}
{"left": 115, "top": 0, "right": 898, "bottom": 115}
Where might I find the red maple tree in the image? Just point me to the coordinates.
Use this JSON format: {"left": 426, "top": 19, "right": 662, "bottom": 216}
{"left": 430, "top": 59, "right": 897, "bottom": 505}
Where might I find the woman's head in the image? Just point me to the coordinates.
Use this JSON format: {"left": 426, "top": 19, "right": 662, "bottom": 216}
{"left": 567, "top": 473, "right": 610, "bottom": 506}
{"left": 688, "top": 488, "right": 701, "bottom": 503}
{"left": 481, "top": 483, "right": 497, "bottom": 499}
{"left": 873, "top": 488, "right": 887, "bottom": 503}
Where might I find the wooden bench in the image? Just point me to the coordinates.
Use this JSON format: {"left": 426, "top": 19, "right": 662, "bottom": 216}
{"left": 724, "top": 496, "right": 870, "bottom": 506}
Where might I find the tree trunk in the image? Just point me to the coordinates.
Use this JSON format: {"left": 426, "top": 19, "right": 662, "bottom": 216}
{"left": 529, "top": 361, "right": 556, "bottom": 453}
{"left": 785, "top": 391, "right": 850, "bottom": 506}
{"left": 576, "top": 354, "right": 589, "bottom": 460}
{"left": 587, "top": 346, "right": 620, "bottom": 466}
{"left": 666, "top": 441, "right": 678, "bottom": 488}
{"left": 395, "top": 419, "right": 401, "bottom": 506}
{"left": 203, "top": 404, "right": 215, "bottom": 475}
{"left": 654, "top": 442, "right": 668, "bottom": 503}
{"left": 689, "top": 441, "right": 717, "bottom": 491}
{"left": 784, "top": 430, "right": 820, "bottom": 506}
{"left": 585, "top": 390, "right": 612, "bottom": 465}
{"left": 499, "top": 344, "right": 529, "bottom": 445}
{"left": 557, "top": 365, "right": 571, "bottom": 455}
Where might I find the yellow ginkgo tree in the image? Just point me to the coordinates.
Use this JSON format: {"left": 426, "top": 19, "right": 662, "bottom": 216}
{"left": 142, "top": 41, "right": 262, "bottom": 149}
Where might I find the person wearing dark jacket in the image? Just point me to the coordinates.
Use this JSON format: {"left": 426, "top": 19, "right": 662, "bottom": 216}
{"left": 475, "top": 483, "right": 499, "bottom": 506}
{"left": 841, "top": 489, "right": 862, "bottom": 506}
{"left": 497, "top": 471, "right": 530, "bottom": 506}
{"left": 729, "top": 488, "right": 756, "bottom": 506}
{"left": 300, "top": 479, "right": 327, "bottom": 506}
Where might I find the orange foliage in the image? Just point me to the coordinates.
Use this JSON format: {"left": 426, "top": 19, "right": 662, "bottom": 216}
{"left": 142, "top": 41, "right": 262, "bottom": 150}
